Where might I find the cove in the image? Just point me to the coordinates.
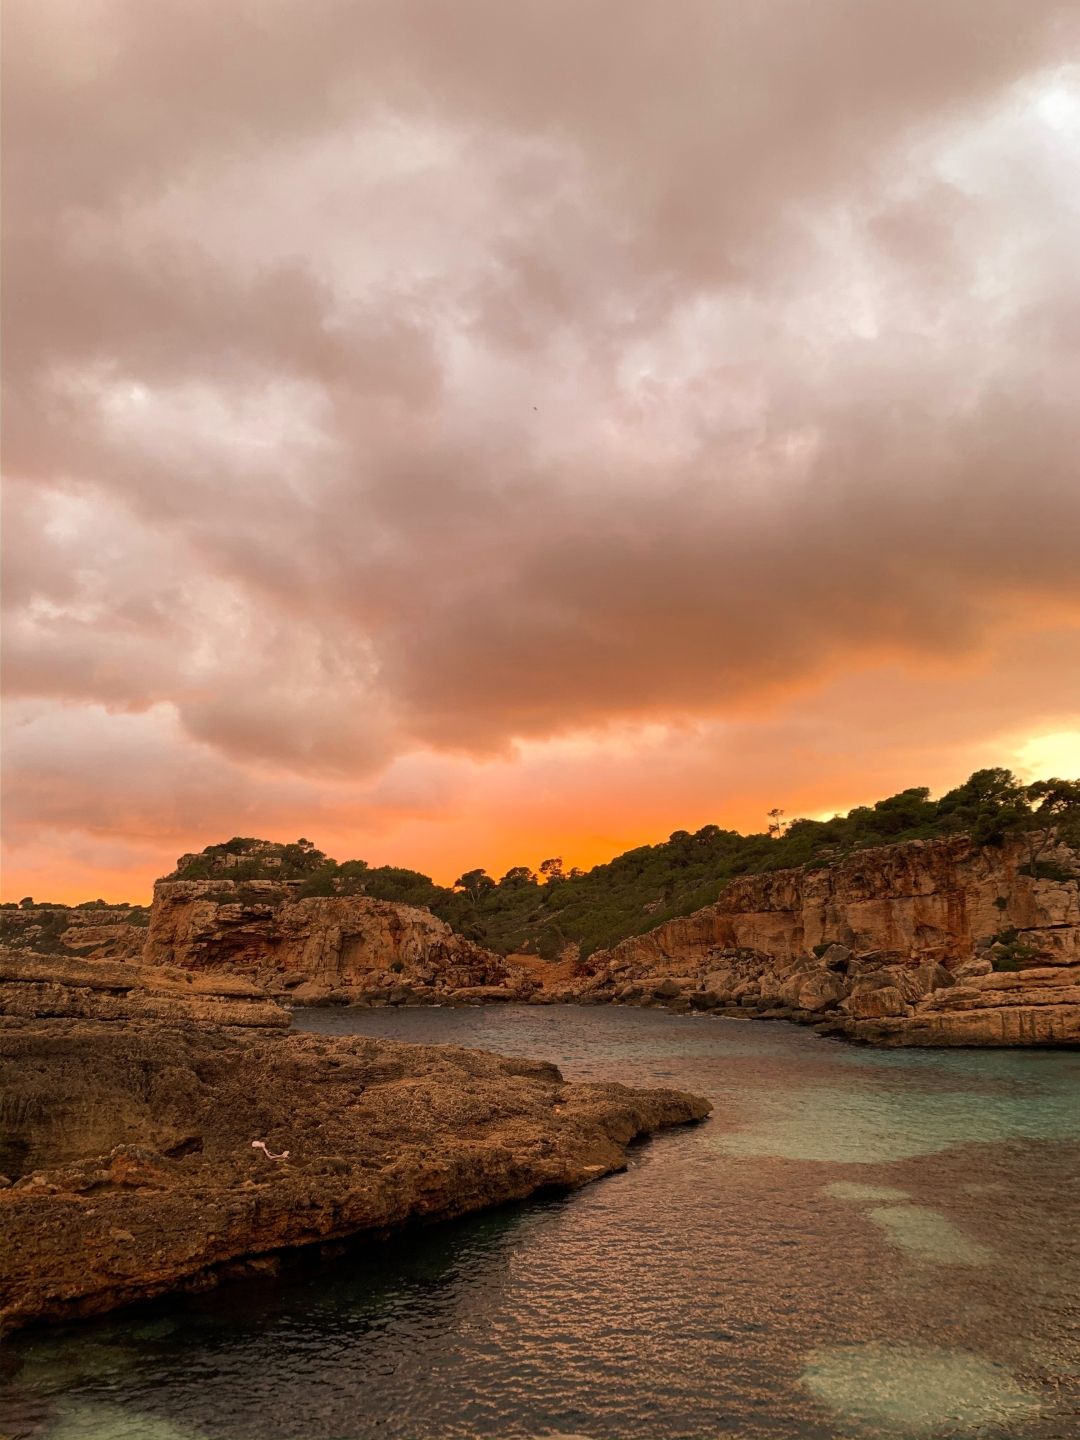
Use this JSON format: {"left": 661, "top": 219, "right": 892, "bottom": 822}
{"left": 3, "top": 1005, "right": 1078, "bottom": 1440}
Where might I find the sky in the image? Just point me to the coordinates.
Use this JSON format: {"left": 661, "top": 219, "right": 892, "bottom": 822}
{"left": 3, "top": 0, "right": 1080, "bottom": 904}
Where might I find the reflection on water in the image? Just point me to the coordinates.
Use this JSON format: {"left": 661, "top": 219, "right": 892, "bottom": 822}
{"left": 3, "top": 1005, "right": 1078, "bottom": 1440}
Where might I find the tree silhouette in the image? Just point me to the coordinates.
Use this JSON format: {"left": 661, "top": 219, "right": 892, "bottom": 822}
{"left": 454, "top": 868, "right": 495, "bottom": 901}
{"left": 767, "top": 807, "right": 788, "bottom": 840}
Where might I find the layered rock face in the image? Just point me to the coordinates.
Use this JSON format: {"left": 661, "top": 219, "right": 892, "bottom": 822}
{"left": 144, "top": 880, "right": 528, "bottom": 1005}
{"left": 0, "top": 953, "right": 289, "bottom": 1031}
{"left": 0, "top": 907, "right": 148, "bottom": 963}
{"left": 575, "top": 834, "right": 1079, "bottom": 1046}
{"left": 0, "top": 1020, "right": 709, "bottom": 1330}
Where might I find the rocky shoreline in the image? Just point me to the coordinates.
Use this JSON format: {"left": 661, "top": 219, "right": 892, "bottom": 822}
{"left": 565, "top": 833, "right": 1080, "bottom": 1046}
{"left": 2, "top": 825, "right": 1076, "bottom": 1329}
{"left": 10, "top": 831, "right": 1064, "bottom": 1047}
{"left": 0, "top": 1003, "right": 709, "bottom": 1333}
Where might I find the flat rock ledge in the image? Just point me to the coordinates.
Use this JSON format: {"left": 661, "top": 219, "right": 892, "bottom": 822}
{"left": 0, "top": 952, "right": 290, "bottom": 1029}
{"left": 0, "top": 1019, "right": 709, "bottom": 1332}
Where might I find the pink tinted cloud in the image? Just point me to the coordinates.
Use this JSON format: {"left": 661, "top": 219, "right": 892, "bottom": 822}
{"left": 3, "top": 2, "right": 1079, "bottom": 890}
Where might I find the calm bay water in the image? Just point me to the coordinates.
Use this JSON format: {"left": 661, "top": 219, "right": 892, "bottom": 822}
{"left": 4, "top": 1006, "right": 1079, "bottom": 1440}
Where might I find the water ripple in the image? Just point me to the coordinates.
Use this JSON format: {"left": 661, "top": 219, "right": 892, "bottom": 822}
{"left": 4, "top": 1005, "right": 1078, "bottom": 1440}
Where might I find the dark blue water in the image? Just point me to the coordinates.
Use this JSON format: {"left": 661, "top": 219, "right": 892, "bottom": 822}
{"left": 4, "top": 1006, "right": 1079, "bottom": 1440}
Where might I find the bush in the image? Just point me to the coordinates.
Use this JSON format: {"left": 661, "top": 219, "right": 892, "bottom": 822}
{"left": 990, "top": 928, "right": 1041, "bottom": 971}
{"left": 1019, "top": 861, "right": 1075, "bottom": 882}
{"left": 991, "top": 945, "right": 1040, "bottom": 972}
{"left": 161, "top": 768, "right": 1074, "bottom": 961}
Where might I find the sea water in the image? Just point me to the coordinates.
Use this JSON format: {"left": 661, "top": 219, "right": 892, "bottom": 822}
{"left": 3, "top": 1005, "right": 1078, "bottom": 1439}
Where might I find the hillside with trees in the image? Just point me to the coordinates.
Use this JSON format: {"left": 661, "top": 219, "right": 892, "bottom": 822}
{"left": 168, "top": 769, "right": 1079, "bottom": 959}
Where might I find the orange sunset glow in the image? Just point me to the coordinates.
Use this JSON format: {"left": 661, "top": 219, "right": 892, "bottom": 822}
{"left": 3, "top": 2, "right": 1080, "bottom": 904}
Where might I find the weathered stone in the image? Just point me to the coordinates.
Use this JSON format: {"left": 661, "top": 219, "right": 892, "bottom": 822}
{"left": 844, "top": 986, "right": 910, "bottom": 1019}
{"left": 577, "top": 833, "right": 1078, "bottom": 1046}
{"left": 791, "top": 972, "right": 848, "bottom": 1012}
{"left": 591, "top": 834, "right": 1077, "bottom": 976}
{"left": 820, "top": 943, "right": 853, "bottom": 969}
{"left": 142, "top": 881, "right": 518, "bottom": 1005}
{"left": 846, "top": 1005, "right": 1080, "bottom": 1047}
{"left": 0, "top": 1019, "right": 710, "bottom": 1331}
{"left": 0, "top": 955, "right": 288, "bottom": 1029}
{"left": 952, "top": 954, "right": 994, "bottom": 980}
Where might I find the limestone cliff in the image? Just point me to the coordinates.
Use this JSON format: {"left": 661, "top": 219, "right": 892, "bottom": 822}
{"left": 143, "top": 880, "right": 527, "bottom": 1004}
{"left": 573, "top": 833, "right": 1079, "bottom": 1045}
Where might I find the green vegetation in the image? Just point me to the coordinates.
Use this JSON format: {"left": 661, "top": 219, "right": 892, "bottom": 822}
{"left": 174, "top": 837, "right": 328, "bottom": 882}
{"left": 989, "top": 929, "right": 1042, "bottom": 972}
{"left": 165, "top": 769, "right": 1078, "bottom": 960}
{"left": 1019, "top": 860, "right": 1075, "bottom": 882}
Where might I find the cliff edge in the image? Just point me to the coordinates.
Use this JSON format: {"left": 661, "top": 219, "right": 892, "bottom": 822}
{"left": 143, "top": 880, "right": 530, "bottom": 1005}
{"left": 569, "top": 833, "right": 1079, "bottom": 1045}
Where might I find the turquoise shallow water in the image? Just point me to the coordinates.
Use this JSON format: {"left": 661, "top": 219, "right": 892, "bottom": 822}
{"left": 3, "top": 1005, "right": 1078, "bottom": 1440}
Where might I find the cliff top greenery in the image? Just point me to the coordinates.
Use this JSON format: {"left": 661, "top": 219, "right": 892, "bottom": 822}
{"left": 166, "top": 769, "right": 1079, "bottom": 960}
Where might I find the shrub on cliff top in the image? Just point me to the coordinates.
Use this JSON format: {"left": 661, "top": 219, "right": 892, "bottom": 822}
{"left": 161, "top": 768, "right": 1076, "bottom": 960}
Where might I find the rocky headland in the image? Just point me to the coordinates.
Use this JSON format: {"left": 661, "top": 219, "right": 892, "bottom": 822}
{"left": 0, "top": 1005, "right": 708, "bottom": 1331}
{"left": 143, "top": 879, "right": 529, "bottom": 1006}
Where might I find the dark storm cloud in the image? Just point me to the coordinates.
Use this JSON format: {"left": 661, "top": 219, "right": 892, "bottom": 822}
{"left": 3, "top": 0, "right": 1078, "bottom": 872}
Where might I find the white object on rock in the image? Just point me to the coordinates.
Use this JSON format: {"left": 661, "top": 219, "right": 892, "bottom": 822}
{"left": 251, "top": 1139, "right": 290, "bottom": 1160}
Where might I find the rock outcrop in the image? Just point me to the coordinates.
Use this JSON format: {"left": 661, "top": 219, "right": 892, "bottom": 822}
{"left": 570, "top": 834, "right": 1080, "bottom": 1046}
{"left": 5, "top": 832, "right": 1076, "bottom": 1045}
{"left": 0, "top": 1019, "right": 709, "bottom": 1330}
{"left": 0, "top": 907, "right": 149, "bottom": 963}
{"left": 143, "top": 880, "right": 530, "bottom": 1005}
{"left": 0, "top": 953, "right": 289, "bottom": 1030}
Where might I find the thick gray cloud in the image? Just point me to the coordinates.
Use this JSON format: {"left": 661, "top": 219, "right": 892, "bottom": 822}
{"left": 3, "top": 1, "right": 1079, "bottom": 890}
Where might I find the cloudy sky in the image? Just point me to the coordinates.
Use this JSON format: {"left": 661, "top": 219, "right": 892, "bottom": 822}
{"left": 4, "top": 1, "right": 1080, "bottom": 902}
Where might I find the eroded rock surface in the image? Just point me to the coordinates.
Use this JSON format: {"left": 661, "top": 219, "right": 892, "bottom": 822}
{"left": 0, "top": 954, "right": 289, "bottom": 1030}
{"left": 0, "top": 1020, "right": 709, "bottom": 1330}
{"left": 144, "top": 881, "right": 531, "bottom": 1006}
{"left": 567, "top": 834, "right": 1080, "bottom": 1046}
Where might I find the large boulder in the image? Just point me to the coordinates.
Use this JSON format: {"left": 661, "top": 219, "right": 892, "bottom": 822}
{"left": 843, "top": 985, "right": 910, "bottom": 1020}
